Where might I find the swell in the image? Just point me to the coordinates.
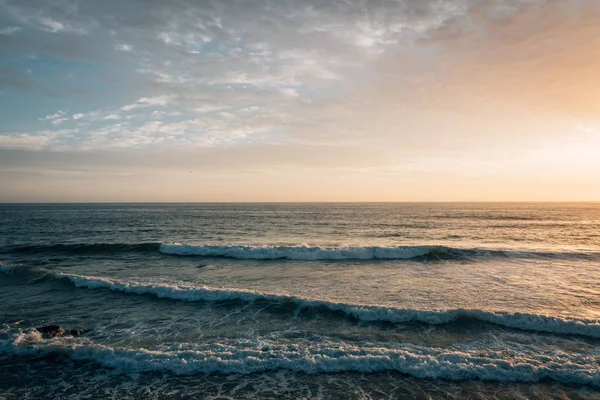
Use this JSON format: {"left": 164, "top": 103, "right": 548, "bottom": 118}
{"left": 1, "top": 242, "right": 162, "bottom": 255}
{"left": 2, "top": 265, "right": 599, "bottom": 338}
{"left": 2, "top": 241, "right": 599, "bottom": 261}
{"left": 1, "top": 329, "right": 598, "bottom": 386}
{"left": 158, "top": 243, "right": 454, "bottom": 260}
{"left": 158, "top": 243, "right": 600, "bottom": 261}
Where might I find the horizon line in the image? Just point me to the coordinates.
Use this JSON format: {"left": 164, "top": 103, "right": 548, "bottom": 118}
{"left": 1, "top": 201, "right": 599, "bottom": 205}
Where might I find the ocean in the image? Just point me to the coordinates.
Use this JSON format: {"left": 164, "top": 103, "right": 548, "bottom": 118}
{"left": 0, "top": 203, "right": 599, "bottom": 399}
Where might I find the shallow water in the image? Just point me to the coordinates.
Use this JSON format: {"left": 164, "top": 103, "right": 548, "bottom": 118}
{"left": 1, "top": 203, "right": 599, "bottom": 399}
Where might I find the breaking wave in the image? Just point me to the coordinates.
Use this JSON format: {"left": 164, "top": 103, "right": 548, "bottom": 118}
{"left": 2, "top": 242, "right": 598, "bottom": 261}
{"left": 2, "top": 265, "right": 599, "bottom": 338}
{"left": 158, "top": 243, "right": 454, "bottom": 260}
{"left": 0, "top": 328, "right": 598, "bottom": 386}
{"left": 159, "top": 243, "right": 600, "bottom": 261}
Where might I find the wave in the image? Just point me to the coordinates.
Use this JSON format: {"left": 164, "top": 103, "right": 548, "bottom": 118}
{"left": 158, "top": 243, "right": 492, "bottom": 260}
{"left": 3, "top": 241, "right": 599, "bottom": 261}
{"left": 159, "top": 243, "right": 600, "bottom": 261}
{"left": 2, "top": 265, "right": 599, "bottom": 338}
{"left": 1, "top": 242, "right": 161, "bottom": 255}
{"left": 1, "top": 328, "right": 598, "bottom": 385}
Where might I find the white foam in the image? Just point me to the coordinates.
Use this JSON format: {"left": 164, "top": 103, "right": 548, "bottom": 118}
{"left": 158, "top": 243, "right": 440, "bottom": 260}
{"left": 0, "top": 330, "right": 598, "bottom": 386}
{"left": 47, "top": 270, "right": 600, "bottom": 338}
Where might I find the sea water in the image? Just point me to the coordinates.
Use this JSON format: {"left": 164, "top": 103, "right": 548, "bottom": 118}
{"left": 0, "top": 203, "right": 599, "bottom": 399}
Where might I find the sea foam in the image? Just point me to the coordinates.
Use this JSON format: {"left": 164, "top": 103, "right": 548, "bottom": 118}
{"left": 0, "top": 327, "right": 598, "bottom": 386}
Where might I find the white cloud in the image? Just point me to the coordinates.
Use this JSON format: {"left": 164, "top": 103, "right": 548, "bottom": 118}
{"left": 3, "top": 4, "right": 90, "bottom": 35}
{"left": 280, "top": 88, "right": 299, "bottom": 98}
{"left": 35, "top": 16, "right": 86, "bottom": 34}
{"left": 120, "top": 96, "right": 171, "bottom": 111}
{"left": 0, "top": 129, "right": 78, "bottom": 150}
{"left": 38, "top": 17, "right": 67, "bottom": 33}
{"left": 138, "top": 96, "right": 170, "bottom": 106}
{"left": 0, "top": 26, "right": 21, "bottom": 35}
{"left": 135, "top": 68, "right": 181, "bottom": 83}
{"left": 41, "top": 111, "right": 66, "bottom": 121}
{"left": 157, "top": 30, "right": 211, "bottom": 47}
{"left": 194, "top": 105, "right": 227, "bottom": 113}
{"left": 115, "top": 44, "right": 133, "bottom": 52}
{"left": 0, "top": 134, "right": 51, "bottom": 150}
{"left": 51, "top": 117, "right": 69, "bottom": 125}
{"left": 72, "top": 113, "right": 85, "bottom": 120}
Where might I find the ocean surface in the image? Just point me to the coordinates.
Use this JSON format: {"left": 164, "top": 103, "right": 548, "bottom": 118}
{"left": 0, "top": 203, "right": 599, "bottom": 399}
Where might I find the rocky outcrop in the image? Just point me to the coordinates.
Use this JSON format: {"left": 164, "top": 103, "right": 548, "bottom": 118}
{"left": 36, "top": 325, "right": 90, "bottom": 339}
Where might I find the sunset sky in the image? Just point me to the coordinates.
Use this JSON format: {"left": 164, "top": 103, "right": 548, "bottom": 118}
{"left": 1, "top": 0, "right": 599, "bottom": 202}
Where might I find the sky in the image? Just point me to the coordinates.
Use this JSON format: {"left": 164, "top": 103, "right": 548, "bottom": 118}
{"left": 1, "top": 0, "right": 599, "bottom": 202}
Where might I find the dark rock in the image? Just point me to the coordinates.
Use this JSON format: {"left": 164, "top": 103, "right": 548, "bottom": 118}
{"left": 36, "top": 325, "right": 64, "bottom": 338}
{"left": 68, "top": 329, "right": 90, "bottom": 337}
{"left": 36, "top": 325, "right": 89, "bottom": 339}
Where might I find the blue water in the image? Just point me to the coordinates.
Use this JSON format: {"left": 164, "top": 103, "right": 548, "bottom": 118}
{"left": 1, "top": 203, "right": 599, "bottom": 399}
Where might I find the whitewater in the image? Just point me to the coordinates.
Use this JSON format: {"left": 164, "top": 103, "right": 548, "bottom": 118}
{"left": 1, "top": 325, "right": 598, "bottom": 386}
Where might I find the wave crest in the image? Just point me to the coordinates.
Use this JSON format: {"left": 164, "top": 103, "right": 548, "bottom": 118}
{"left": 2, "top": 242, "right": 598, "bottom": 261}
{"left": 3, "top": 265, "right": 598, "bottom": 338}
{"left": 158, "top": 243, "right": 600, "bottom": 261}
{"left": 158, "top": 243, "right": 476, "bottom": 260}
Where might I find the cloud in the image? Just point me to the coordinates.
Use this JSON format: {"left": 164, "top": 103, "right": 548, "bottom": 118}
{"left": 0, "top": 134, "right": 53, "bottom": 150}
{"left": 280, "top": 88, "right": 299, "bottom": 98}
{"left": 3, "top": 3, "right": 89, "bottom": 34}
{"left": 0, "top": 129, "right": 78, "bottom": 150}
{"left": 120, "top": 95, "right": 171, "bottom": 111}
{"left": 42, "top": 111, "right": 66, "bottom": 121}
{"left": 114, "top": 43, "right": 133, "bottom": 52}
{"left": 0, "top": 26, "right": 21, "bottom": 35}
{"left": 51, "top": 117, "right": 69, "bottom": 125}
{"left": 38, "top": 17, "right": 73, "bottom": 33}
